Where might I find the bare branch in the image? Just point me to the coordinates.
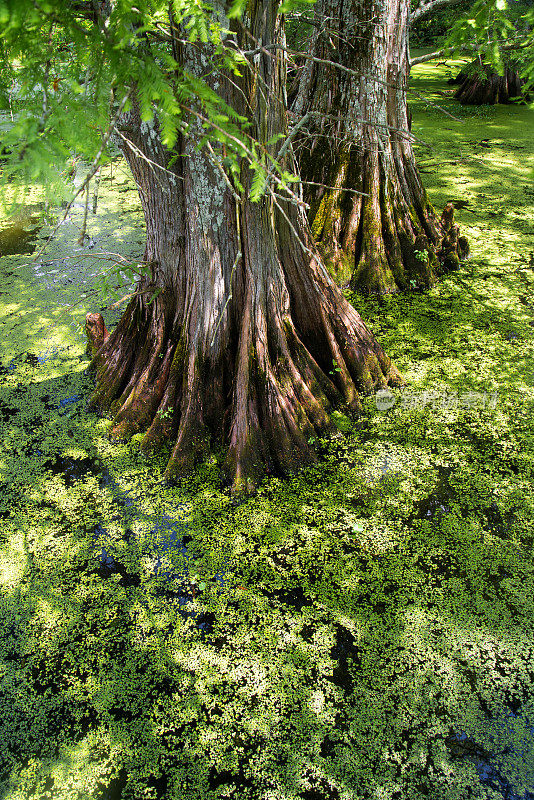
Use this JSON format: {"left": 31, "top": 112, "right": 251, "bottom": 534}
{"left": 301, "top": 180, "right": 368, "bottom": 197}
{"left": 288, "top": 110, "right": 431, "bottom": 147}
{"left": 408, "top": 89, "right": 463, "bottom": 121}
{"left": 409, "top": 48, "right": 450, "bottom": 66}
{"left": 204, "top": 139, "right": 241, "bottom": 203}
{"left": 409, "top": 35, "right": 530, "bottom": 67}
{"left": 108, "top": 289, "right": 156, "bottom": 309}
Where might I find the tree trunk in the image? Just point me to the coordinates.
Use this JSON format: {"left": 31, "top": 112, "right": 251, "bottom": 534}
{"left": 86, "top": 0, "right": 403, "bottom": 494}
{"left": 451, "top": 62, "right": 526, "bottom": 104}
{"left": 293, "top": 0, "right": 468, "bottom": 293}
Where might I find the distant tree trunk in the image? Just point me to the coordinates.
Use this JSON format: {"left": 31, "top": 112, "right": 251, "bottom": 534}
{"left": 86, "top": 0, "right": 402, "bottom": 494}
{"left": 451, "top": 61, "right": 526, "bottom": 104}
{"left": 293, "top": 0, "right": 468, "bottom": 293}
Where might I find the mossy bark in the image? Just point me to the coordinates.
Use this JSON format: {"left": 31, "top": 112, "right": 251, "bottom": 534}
{"left": 86, "top": 2, "right": 402, "bottom": 494}
{"left": 293, "top": 0, "right": 468, "bottom": 294}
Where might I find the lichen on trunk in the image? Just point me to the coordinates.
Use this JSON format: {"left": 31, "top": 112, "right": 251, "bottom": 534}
{"left": 86, "top": 0, "right": 403, "bottom": 494}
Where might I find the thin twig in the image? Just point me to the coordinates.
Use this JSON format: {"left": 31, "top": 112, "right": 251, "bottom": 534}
{"left": 289, "top": 109, "right": 430, "bottom": 147}
{"left": 408, "top": 87, "right": 463, "bottom": 122}
{"left": 108, "top": 289, "right": 155, "bottom": 309}
{"left": 229, "top": 34, "right": 465, "bottom": 126}
{"left": 181, "top": 102, "right": 306, "bottom": 210}
{"left": 205, "top": 139, "right": 241, "bottom": 202}
{"left": 268, "top": 185, "right": 316, "bottom": 263}
{"left": 277, "top": 111, "right": 312, "bottom": 163}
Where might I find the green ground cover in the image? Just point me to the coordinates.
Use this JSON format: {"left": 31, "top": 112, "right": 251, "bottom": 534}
{"left": 0, "top": 59, "right": 533, "bottom": 800}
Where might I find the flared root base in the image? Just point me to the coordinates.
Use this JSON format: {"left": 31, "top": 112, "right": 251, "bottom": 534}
{"left": 307, "top": 147, "right": 469, "bottom": 296}
{"left": 86, "top": 278, "right": 403, "bottom": 494}
{"left": 350, "top": 198, "right": 471, "bottom": 296}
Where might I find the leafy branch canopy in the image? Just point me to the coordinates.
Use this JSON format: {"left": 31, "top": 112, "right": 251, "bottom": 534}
{"left": 0, "top": 0, "right": 314, "bottom": 209}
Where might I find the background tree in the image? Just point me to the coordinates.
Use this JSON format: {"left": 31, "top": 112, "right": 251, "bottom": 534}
{"left": 411, "top": 0, "right": 534, "bottom": 104}
{"left": 290, "top": 0, "right": 469, "bottom": 295}
{"left": 0, "top": 0, "right": 402, "bottom": 493}
{"left": 450, "top": 60, "right": 526, "bottom": 103}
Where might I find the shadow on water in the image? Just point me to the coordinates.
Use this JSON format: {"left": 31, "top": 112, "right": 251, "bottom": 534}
{"left": 0, "top": 400, "right": 19, "bottom": 423}
{"left": 96, "top": 769, "right": 128, "bottom": 800}
{"left": 2, "top": 377, "right": 533, "bottom": 797}
{"left": 44, "top": 454, "right": 103, "bottom": 487}
{"left": 92, "top": 524, "right": 140, "bottom": 588}
{"left": 41, "top": 449, "right": 216, "bottom": 637}
{"left": 408, "top": 467, "right": 454, "bottom": 524}
{"left": 446, "top": 726, "right": 534, "bottom": 800}
{"left": 409, "top": 467, "right": 509, "bottom": 541}
{"left": 399, "top": 466, "right": 534, "bottom": 800}
{"left": 326, "top": 625, "right": 362, "bottom": 694}
{"left": 262, "top": 584, "right": 310, "bottom": 611}
{"left": 414, "top": 489, "right": 451, "bottom": 522}
{"left": 148, "top": 514, "right": 216, "bottom": 638}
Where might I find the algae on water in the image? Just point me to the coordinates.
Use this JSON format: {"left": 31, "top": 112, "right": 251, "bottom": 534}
{"left": 0, "top": 61, "right": 534, "bottom": 800}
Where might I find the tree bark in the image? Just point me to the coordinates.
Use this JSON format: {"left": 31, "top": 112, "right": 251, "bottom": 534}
{"left": 86, "top": 0, "right": 403, "bottom": 494}
{"left": 293, "top": 0, "right": 468, "bottom": 293}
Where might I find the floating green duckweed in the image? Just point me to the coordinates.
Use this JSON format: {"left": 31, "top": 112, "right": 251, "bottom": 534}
{"left": 0, "top": 64, "right": 534, "bottom": 799}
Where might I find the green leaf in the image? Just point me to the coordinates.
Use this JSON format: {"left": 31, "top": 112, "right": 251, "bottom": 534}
{"left": 227, "top": 0, "right": 248, "bottom": 19}
{"left": 279, "top": 0, "right": 316, "bottom": 13}
{"left": 250, "top": 163, "right": 268, "bottom": 202}
{"left": 280, "top": 170, "right": 300, "bottom": 183}
{"left": 267, "top": 133, "right": 285, "bottom": 146}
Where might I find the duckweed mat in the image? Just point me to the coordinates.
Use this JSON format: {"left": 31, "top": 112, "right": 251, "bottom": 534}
{"left": 0, "top": 60, "right": 534, "bottom": 800}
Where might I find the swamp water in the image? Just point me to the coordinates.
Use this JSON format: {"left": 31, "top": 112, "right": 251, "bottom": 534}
{"left": 1, "top": 60, "right": 534, "bottom": 798}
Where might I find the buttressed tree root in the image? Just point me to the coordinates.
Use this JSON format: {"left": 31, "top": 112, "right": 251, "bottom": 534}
{"left": 85, "top": 244, "right": 405, "bottom": 495}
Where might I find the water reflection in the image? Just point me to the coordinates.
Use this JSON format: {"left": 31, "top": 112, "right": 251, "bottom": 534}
{"left": 0, "top": 204, "right": 44, "bottom": 255}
